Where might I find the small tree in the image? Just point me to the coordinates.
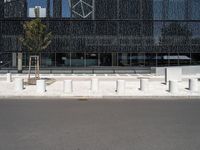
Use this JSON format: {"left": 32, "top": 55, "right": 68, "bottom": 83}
{"left": 20, "top": 8, "right": 52, "bottom": 83}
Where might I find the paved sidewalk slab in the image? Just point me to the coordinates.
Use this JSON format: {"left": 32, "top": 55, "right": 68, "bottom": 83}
{"left": 0, "top": 74, "right": 200, "bottom": 99}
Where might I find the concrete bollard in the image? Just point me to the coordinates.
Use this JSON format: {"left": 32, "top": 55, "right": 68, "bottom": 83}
{"left": 7, "top": 73, "right": 12, "bottom": 82}
{"left": 169, "top": 80, "right": 178, "bottom": 94}
{"left": 189, "top": 79, "right": 198, "bottom": 92}
{"left": 36, "top": 80, "right": 46, "bottom": 93}
{"left": 117, "top": 80, "right": 125, "bottom": 95}
{"left": 63, "top": 80, "right": 73, "bottom": 94}
{"left": 15, "top": 78, "right": 24, "bottom": 91}
{"left": 140, "top": 78, "right": 149, "bottom": 92}
{"left": 91, "top": 78, "right": 98, "bottom": 93}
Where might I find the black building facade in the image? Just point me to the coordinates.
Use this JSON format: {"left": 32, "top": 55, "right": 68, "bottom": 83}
{"left": 1, "top": 0, "right": 200, "bottom": 68}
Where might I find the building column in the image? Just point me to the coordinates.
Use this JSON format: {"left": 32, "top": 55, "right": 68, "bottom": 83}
{"left": 12, "top": 53, "right": 17, "bottom": 67}
{"left": 112, "top": 53, "right": 117, "bottom": 66}
{"left": 18, "top": 52, "right": 23, "bottom": 73}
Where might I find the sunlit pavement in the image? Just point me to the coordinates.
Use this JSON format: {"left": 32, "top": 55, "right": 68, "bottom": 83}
{"left": 0, "top": 74, "right": 200, "bottom": 98}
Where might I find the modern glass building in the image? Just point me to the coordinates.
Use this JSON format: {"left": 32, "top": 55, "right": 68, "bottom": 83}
{"left": 1, "top": 0, "right": 200, "bottom": 69}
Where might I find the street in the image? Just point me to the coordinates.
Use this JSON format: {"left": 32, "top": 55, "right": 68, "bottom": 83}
{"left": 0, "top": 99, "right": 200, "bottom": 150}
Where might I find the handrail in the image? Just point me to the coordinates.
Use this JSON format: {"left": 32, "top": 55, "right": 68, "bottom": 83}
{"left": 0, "top": 67, "right": 152, "bottom": 74}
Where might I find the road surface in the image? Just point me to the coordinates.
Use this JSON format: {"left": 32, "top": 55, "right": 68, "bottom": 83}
{"left": 0, "top": 99, "right": 200, "bottom": 150}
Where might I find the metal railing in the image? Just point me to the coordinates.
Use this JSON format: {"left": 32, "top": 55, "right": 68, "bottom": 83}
{"left": 0, "top": 67, "right": 152, "bottom": 74}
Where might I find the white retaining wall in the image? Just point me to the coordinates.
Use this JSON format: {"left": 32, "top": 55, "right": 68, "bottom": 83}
{"left": 152, "top": 65, "right": 200, "bottom": 76}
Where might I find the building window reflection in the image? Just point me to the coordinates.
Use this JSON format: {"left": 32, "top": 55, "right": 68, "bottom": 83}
{"left": 118, "top": 53, "right": 131, "bottom": 66}
{"left": 153, "top": 0, "right": 163, "bottom": 20}
{"left": 27, "top": 0, "right": 47, "bottom": 17}
{"left": 86, "top": 53, "right": 98, "bottom": 67}
{"left": 71, "top": 53, "right": 85, "bottom": 67}
{"left": 56, "top": 53, "right": 70, "bottom": 67}
{"left": 191, "top": 0, "right": 200, "bottom": 20}
{"left": 167, "top": 0, "right": 185, "bottom": 20}
{"left": 41, "top": 53, "right": 56, "bottom": 67}
{"left": 131, "top": 53, "right": 145, "bottom": 67}
{"left": 100, "top": 53, "right": 112, "bottom": 66}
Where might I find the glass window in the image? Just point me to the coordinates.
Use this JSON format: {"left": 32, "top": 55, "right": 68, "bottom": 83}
{"left": 0, "top": 52, "right": 12, "bottom": 68}
{"left": 62, "top": 0, "right": 71, "bottom": 18}
{"left": 157, "top": 53, "right": 169, "bottom": 66}
{"left": 100, "top": 53, "right": 112, "bottom": 66}
{"left": 118, "top": 53, "right": 131, "bottom": 66}
{"left": 22, "top": 52, "right": 29, "bottom": 67}
{"left": 179, "top": 53, "right": 191, "bottom": 65}
{"left": 131, "top": 53, "right": 145, "bottom": 67}
{"left": 166, "top": 0, "right": 186, "bottom": 20}
{"left": 119, "top": 0, "right": 140, "bottom": 19}
{"left": 41, "top": 53, "right": 56, "bottom": 67}
{"left": 95, "top": 0, "right": 117, "bottom": 19}
{"left": 191, "top": 53, "right": 200, "bottom": 65}
{"left": 71, "top": 53, "right": 85, "bottom": 67}
{"left": 153, "top": 0, "right": 163, "bottom": 20}
{"left": 169, "top": 53, "right": 179, "bottom": 66}
{"left": 50, "top": 0, "right": 53, "bottom": 17}
{"left": 27, "top": 0, "right": 47, "bottom": 18}
{"left": 112, "top": 53, "right": 117, "bottom": 66}
{"left": 145, "top": 53, "right": 157, "bottom": 66}
{"left": 142, "top": 0, "right": 153, "bottom": 19}
{"left": 86, "top": 53, "right": 98, "bottom": 67}
{"left": 191, "top": 0, "right": 200, "bottom": 20}
{"left": 56, "top": 53, "right": 70, "bottom": 67}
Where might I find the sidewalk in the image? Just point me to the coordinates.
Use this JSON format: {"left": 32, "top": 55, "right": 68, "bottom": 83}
{"left": 0, "top": 74, "right": 200, "bottom": 99}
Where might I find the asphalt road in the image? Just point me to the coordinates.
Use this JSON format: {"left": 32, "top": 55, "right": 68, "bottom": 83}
{"left": 0, "top": 99, "right": 200, "bottom": 150}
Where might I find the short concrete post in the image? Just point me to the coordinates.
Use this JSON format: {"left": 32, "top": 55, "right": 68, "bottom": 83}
{"left": 140, "top": 78, "right": 149, "bottom": 92}
{"left": 169, "top": 80, "right": 178, "bottom": 94}
{"left": 63, "top": 80, "right": 72, "bottom": 94}
{"left": 15, "top": 78, "right": 24, "bottom": 91}
{"left": 91, "top": 78, "right": 98, "bottom": 93}
{"left": 117, "top": 80, "right": 125, "bottom": 95}
{"left": 7, "top": 73, "right": 12, "bottom": 82}
{"left": 189, "top": 79, "right": 198, "bottom": 92}
{"left": 36, "top": 80, "right": 46, "bottom": 93}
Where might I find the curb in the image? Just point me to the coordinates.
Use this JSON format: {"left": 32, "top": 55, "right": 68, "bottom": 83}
{"left": 0, "top": 95, "right": 200, "bottom": 100}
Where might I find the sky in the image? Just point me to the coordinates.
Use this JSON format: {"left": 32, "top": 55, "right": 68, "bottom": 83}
{"left": 27, "top": 0, "right": 70, "bottom": 17}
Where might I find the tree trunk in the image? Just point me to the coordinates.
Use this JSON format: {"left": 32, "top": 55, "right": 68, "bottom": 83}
{"left": 28, "top": 55, "right": 40, "bottom": 85}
